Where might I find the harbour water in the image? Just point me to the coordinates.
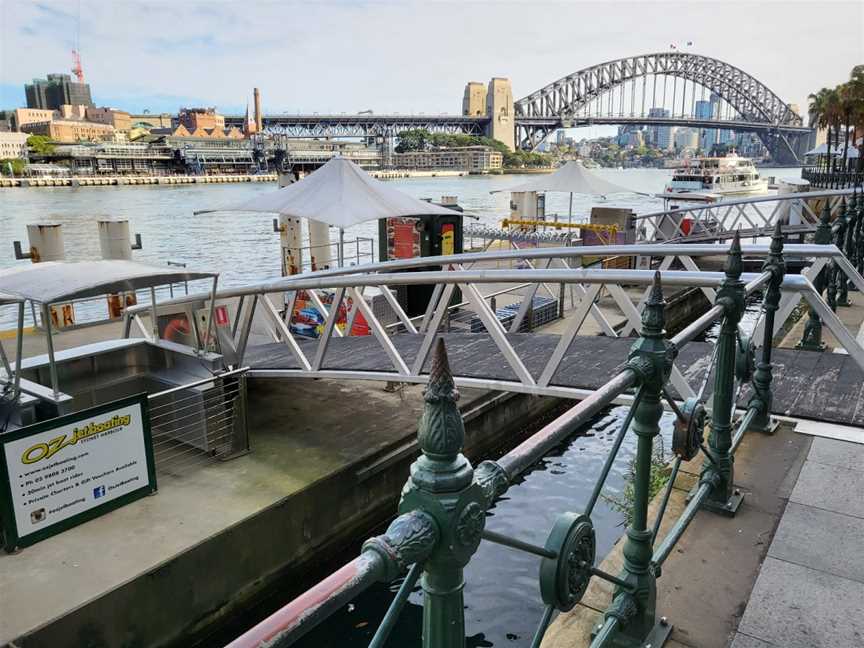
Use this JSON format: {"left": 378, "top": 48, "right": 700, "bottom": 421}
{"left": 0, "top": 167, "right": 801, "bottom": 328}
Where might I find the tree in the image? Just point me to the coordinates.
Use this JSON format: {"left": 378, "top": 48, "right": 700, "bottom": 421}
{"left": 0, "top": 158, "right": 26, "bottom": 176}
{"left": 26, "top": 135, "right": 55, "bottom": 156}
{"left": 394, "top": 129, "right": 430, "bottom": 153}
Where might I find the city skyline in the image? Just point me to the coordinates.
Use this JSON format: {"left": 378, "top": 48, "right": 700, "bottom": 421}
{"left": 1, "top": 0, "right": 861, "bottom": 124}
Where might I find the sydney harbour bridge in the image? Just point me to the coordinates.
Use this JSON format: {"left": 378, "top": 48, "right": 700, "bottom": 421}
{"left": 225, "top": 53, "right": 814, "bottom": 165}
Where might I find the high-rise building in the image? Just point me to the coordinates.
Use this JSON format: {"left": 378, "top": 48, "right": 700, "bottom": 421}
{"left": 648, "top": 107, "right": 672, "bottom": 150}
{"left": 25, "top": 74, "right": 93, "bottom": 110}
{"left": 674, "top": 127, "right": 699, "bottom": 151}
{"left": 462, "top": 82, "right": 487, "bottom": 117}
{"left": 695, "top": 99, "right": 717, "bottom": 153}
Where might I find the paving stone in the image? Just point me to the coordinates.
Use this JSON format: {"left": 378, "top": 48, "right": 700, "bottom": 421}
{"left": 769, "top": 502, "right": 864, "bottom": 584}
{"left": 790, "top": 460, "right": 864, "bottom": 518}
{"left": 737, "top": 556, "right": 864, "bottom": 648}
{"left": 730, "top": 633, "right": 775, "bottom": 648}
{"left": 807, "top": 437, "right": 864, "bottom": 472}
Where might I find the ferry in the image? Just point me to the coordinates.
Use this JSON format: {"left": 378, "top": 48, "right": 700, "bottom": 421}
{"left": 664, "top": 153, "right": 769, "bottom": 196}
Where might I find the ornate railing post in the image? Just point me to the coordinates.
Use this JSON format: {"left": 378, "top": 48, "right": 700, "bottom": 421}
{"left": 836, "top": 197, "right": 851, "bottom": 306}
{"left": 856, "top": 187, "right": 864, "bottom": 278}
{"left": 601, "top": 272, "right": 674, "bottom": 646}
{"left": 798, "top": 200, "right": 833, "bottom": 351}
{"left": 701, "top": 232, "right": 745, "bottom": 515}
{"left": 846, "top": 189, "right": 859, "bottom": 292}
{"left": 368, "top": 339, "right": 505, "bottom": 648}
{"left": 748, "top": 222, "right": 785, "bottom": 434}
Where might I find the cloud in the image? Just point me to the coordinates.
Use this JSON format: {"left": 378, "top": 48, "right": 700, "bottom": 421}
{"left": 0, "top": 0, "right": 861, "bottom": 118}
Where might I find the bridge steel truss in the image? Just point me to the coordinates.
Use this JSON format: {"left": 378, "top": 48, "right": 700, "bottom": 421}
{"left": 224, "top": 114, "right": 489, "bottom": 140}
{"left": 514, "top": 52, "right": 811, "bottom": 163}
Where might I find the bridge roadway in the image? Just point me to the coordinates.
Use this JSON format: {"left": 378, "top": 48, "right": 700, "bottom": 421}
{"left": 245, "top": 332, "right": 864, "bottom": 427}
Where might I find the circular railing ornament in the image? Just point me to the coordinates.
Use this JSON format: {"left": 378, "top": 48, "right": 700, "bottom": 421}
{"left": 672, "top": 397, "right": 706, "bottom": 461}
{"left": 539, "top": 512, "right": 596, "bottom": 611}
{"left": 735, "top": 334, "right": 756, "bottom": 384}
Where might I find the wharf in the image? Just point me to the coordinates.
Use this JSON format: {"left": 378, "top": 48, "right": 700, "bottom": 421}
{"left": 0, "top": 377, "right": 559, "bottom": 648}
{"left": 0, "top": 174, "right": 277, "bottom": 188}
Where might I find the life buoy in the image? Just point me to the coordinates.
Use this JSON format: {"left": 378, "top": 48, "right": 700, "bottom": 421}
{"left": 163, "top": 318, "right": 190, "bottom": 342}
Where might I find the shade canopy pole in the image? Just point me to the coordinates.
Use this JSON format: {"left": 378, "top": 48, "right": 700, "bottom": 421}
{"left": 42, "top": 303, "right": 59, "bottom": 399}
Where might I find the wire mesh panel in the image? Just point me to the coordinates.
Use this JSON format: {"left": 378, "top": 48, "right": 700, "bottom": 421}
{"left": 147, "top": 369, "right": 249, "bottom": 475}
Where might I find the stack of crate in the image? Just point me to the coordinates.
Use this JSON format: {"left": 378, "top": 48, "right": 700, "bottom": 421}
{"left": 469, "top": 296, "right": 558, "bottom": 333}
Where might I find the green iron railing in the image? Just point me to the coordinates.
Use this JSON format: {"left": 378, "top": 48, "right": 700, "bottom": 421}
{"left": 228, "top": 226, "right": 789, "bottom": 648}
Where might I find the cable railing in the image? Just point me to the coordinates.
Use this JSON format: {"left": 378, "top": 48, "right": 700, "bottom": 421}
{"left": 225, "top": 226, "right": 787, "bottom": 648}
{"left": 147, "top": 367, "right": 250, "bottom": 475}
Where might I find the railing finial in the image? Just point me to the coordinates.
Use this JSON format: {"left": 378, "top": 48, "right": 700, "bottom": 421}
{"left": 725, "top": 230, "right": 743, "bottom": 280}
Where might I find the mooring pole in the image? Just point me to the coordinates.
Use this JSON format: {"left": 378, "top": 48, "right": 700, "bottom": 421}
{"left": 701, "top": 231, "right": 745, "bottom": 516}
{"left": 749, "top": 221, "right": 785, "bottom": 434}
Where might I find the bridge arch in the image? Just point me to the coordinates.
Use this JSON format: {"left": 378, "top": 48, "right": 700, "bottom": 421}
{"left": 514, "top": 52, "right": 807, "bottom": 161}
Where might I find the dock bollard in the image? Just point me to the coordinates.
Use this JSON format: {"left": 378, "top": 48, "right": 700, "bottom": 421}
{"left": 14, "top": 224, "right": 65, "bottom": 263}
{"left": 748, "top": 221, "right": 785, "bottom": 434}
{"left": 701, "top": 231, "right": 745, "bottom": 516}
{"left": 798, "top": 201, "right": 833, "bottom": 351}
{"left": 98, "top": 220, "right": 142, "bottom": 260}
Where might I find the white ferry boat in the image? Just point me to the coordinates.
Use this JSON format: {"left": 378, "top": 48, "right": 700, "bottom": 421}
{"left": 664, "top": 153, "right": 769, "bottom": 196}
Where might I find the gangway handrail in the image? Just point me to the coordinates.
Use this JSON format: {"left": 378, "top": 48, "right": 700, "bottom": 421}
{"left": 122, "top": 243, "right": 844, "bottom": 315}
{"left": 632, "top": 187, "right": 853, "bottom": 222}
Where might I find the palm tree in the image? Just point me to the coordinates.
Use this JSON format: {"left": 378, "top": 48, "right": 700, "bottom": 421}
{"left": 809, "top": 87, "right": 834, "bottom": 171}
{"left": 846, "top": 65, "right": 864, "bottom": 172}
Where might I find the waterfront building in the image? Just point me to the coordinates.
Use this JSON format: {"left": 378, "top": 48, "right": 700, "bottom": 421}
{"left": 25, "top": 73, "right": 93, "bottom": 110}
{"left": 0, "top": 132, "right": 29, "bottom": 159}
{"left": 49, "top": 142, "right": 175, "bottom": 175}
{"left": 178, "top": 107, "right": 226, "bottom": 132}
{"left": 392, "top": 145, "right": 503, "bottom": 173}
{"left": 130, "top": 113, "right": 174, "bottom": 129}
{"left": 86, "top": 107, "right": 133, "bottom": 132}
{"left": 21, "top": 118, "right": 115, "bottom": 143}
{"left": 7, "top": 107, "right": 55, "bottom": 131}
{"left": 462, "top": 82, "right": 487, "bottom": 116}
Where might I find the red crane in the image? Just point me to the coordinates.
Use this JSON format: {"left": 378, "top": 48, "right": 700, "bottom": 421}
{"left": 71, "top": 50, "right": 85, "bottom": 83}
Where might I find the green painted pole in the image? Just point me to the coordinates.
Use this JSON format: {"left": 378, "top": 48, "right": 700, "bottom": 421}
{"left": 599, "top": 271, "right": 674, "bottom": 646}
{"left": 856, "top": 187, "right": 864, "bottom": 277}
{"left": 749, "top": 221, "right": 785, "bottom": 433}
{"left": 702, "top": 231, "right": 745, "bottom": 515}
{"left": 393, "top": 339, "right": 505, "bottom": 648}
{"left": 831, "top": 198, "right": 848, "bottom": 307}
{"left": 798, "top": 201, "right": 832, "bottom": 351}
{"left": 845, "top": 190, "right": 859, "bottom": 292}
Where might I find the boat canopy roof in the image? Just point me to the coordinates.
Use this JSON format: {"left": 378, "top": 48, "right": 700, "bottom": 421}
{"left": 0, "top": 291, "right": 24, "bottom": 306}
{"left": 0, "top": 261, "right": 217, "bottom": 304}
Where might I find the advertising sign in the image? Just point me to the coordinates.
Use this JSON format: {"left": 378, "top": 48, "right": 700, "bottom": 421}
{"left": 0, "top": 395, "right": 156, "bottom": 551}
{"left": 386, "top": 217, "right": 421, "bottom": 260}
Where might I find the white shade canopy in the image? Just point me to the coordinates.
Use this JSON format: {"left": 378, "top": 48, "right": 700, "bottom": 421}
{"left": 492, "top": 160, "right": 634, "bottom": 196}
{"left": 196, "top": 157, "right": 458, "bottom": 228}
{"left": 805, "top": 143, "right": 860, "bottom": 158}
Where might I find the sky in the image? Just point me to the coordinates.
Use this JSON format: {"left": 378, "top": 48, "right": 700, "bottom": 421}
{"left": 1, "top": 0, "right": 861, "bottom": 136}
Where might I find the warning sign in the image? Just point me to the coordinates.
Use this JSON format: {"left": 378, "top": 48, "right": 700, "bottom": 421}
{"left": 0, "top": 395, "right": 156, "bottom": 551}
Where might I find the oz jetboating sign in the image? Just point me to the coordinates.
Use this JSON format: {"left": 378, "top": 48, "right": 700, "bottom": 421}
{"left": 0, "top": 394, "right": 156, "bottom": 551}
